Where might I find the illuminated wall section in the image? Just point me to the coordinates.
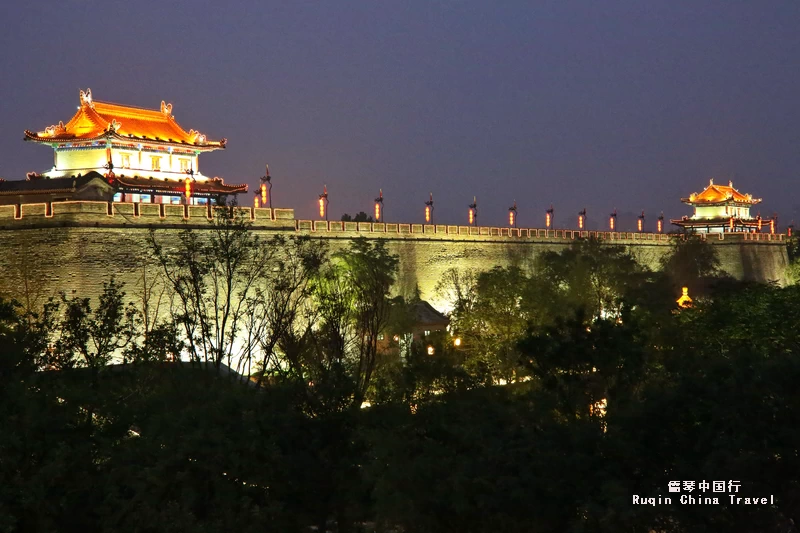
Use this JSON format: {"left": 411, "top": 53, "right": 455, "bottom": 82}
{"left": 694, "top": 205, "right": 752, "bottom": 220}
{"left": 47, "top": 149, "right": 107, "bottom": 178}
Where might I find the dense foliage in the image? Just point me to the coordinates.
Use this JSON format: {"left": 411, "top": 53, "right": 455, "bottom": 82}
{"left": 2, "top": 223, "right": 799, "bottom": 532}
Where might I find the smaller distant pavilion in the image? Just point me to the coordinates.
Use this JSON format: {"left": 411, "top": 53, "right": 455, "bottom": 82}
{"left": 0, "top": 88, "right": 246, "bottom": 206}
{"left": 671, "top": 179, "right": 763, "bottom": 233}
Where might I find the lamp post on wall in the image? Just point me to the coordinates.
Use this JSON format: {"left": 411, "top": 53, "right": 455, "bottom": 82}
{"left": 657, "top": 212, "right": 664, "bottom": 233}
{"left": 609, "top": 209, "right": 617, "bottom": 231}
{"left": 638, "top": 211, "right": 645, "bottom": 232}
{"left": 468, "top": 197, "right": 477, "bottom": 226}
{"left": 318, "top": 185, "right": 328, "bottom": 221}
{"left": 578, "top": 208, "right": 586, "bottom": 230}
{"left": 425, "top": 193, "right": 434, "bottom": 224}
{"left": 546, "top": 204, "right": 554, "bottom": 229}
{"left": 260, "top": 165, "right": 272, "bottom": 210}
{"left": 508, "top": 201, "right": 517, "bottom": 228}
{"left": 374, "top": 189, "right": 383, "bottom": 222}
{"left": 184, "top": 167, "right": 195, "bottom": 205}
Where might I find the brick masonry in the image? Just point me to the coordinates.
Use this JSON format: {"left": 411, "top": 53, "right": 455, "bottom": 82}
{"left": 0, "top": 201, "right": 789, "bottom": 314}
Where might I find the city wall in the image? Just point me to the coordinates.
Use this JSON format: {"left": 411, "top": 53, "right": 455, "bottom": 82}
{"left": 0, "top": 201, "right": 790, "bottom": 314}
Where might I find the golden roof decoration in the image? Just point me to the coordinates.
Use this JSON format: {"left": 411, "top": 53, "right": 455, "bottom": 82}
{"left": 681, "top": 178, "right": 761, "bottom": 205}
{"left": 676, "top": 287, "right": 693, "bottom": 308}
{"left": 24, "top": 88, "right": 226, "bottom": 150}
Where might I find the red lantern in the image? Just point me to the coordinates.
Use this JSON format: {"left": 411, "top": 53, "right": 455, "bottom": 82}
{"left": 184, "top": 177, "right": 192, "bottom": 200}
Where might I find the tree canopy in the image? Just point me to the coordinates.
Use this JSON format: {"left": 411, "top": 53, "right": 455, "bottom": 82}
{"left": 2, "top": 226, "right": 799, "bottom": 532}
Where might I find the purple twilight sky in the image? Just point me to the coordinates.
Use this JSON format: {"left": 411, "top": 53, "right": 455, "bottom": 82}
{"left": 1, "top": 1, "right": 799, "bottom": 230}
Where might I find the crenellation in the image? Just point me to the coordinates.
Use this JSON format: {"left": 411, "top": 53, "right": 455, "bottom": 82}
{"left": 273, "top": 208, "right": 295, "bottom": 220}
{"left": 188, "top": 205, "right": 210, "bottom": 219}
{"left": 163, "top": 204, "right": 184, "bottom": 218}
{"left": 139, "top": 203, "right": 162, "bottom": 218}
{"left": 21, "top": 203, "right": 47, "bottom": 217}
{"left": 113, "top": 203, "right": 136, "bottom": 216}
{"left": 0, "top": 205, "right": 15, "bottom": 220}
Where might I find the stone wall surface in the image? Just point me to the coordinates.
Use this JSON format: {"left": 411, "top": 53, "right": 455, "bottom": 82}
{"left": 0, "top": 202, "right": 790, "bottom": 315}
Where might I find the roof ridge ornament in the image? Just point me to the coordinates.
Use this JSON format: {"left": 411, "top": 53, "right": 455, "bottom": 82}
{"left": 160, "top": 101, "right": 173, "bottom": 116}
{"left": 189, "top": 129, "right": 207, "bottom": 144}
{"left": 44, "top": 121, "right": 66, "bottom": 136}
{"left": 709, "top": 177, "right": 713, "bottom": 185}
{"left": 79, "top": 88, "right": 94, "bottom": 108}
{"left": 105, "top": 119, "right": 121, "bottom": 133}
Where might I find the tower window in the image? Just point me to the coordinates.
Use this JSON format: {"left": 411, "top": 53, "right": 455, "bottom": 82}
{"left": 121, "top": 153, "right": 131, "bottom": 169}
{"left": 150, "top": 156, "right": 162, "bottom": 171}
{"left": 179, "top": 158, "right": 191, "bottom": 171}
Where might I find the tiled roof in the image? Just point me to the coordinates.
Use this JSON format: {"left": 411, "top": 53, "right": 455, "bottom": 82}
{"left": 682, "top": 179, "right": 761, "bottom": 205}
{"left": 115, "top": 175, "right": 247, "bottom": 195}
{"left": 0, "top": 171, "right": 246, "bottom": 196}
{"left": 412, "top": 301, "right": 449, "bottom": 326}
{"left": 24, "top": 89, "right": 226, "bottom": 149}
{"left": 0, "top": 172, "right": 107, "bottom": 195}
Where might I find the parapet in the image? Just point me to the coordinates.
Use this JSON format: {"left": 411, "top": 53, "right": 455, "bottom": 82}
{"left": 0, "top": 200, "right": 788, "bottom": 246}
{"left": 0, "top": 200, "right": 296, "bottom": 229}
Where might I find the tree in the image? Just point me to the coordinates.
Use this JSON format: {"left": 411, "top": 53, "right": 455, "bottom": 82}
{"left": 437, "top": 267, "right": 530, "bottom": 384}
{"left": 659, "top": 234, "right": 723, "bottom": 296}
{"left": 247, "top": 235, "right": 327, "bottom": 383}
{"left": 288, "top": 237, "right": 399, "bottom": 412}
{"left": 47, "top": 278, "right": 139, "bottom": 371}
{"left": 530, "top": 237, "right": 648, "bottom": 323}
{"left": 148, "top": 204, "right": 276, "bottom": 373}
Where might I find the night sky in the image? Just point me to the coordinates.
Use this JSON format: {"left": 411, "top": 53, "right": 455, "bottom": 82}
{"left": 1, "top": 1, "right": 799, "bottom": 230}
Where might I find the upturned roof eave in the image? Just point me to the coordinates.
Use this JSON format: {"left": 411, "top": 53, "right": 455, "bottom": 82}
{"left": 23, "top": 130, "right": 225, "bottom": 151}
